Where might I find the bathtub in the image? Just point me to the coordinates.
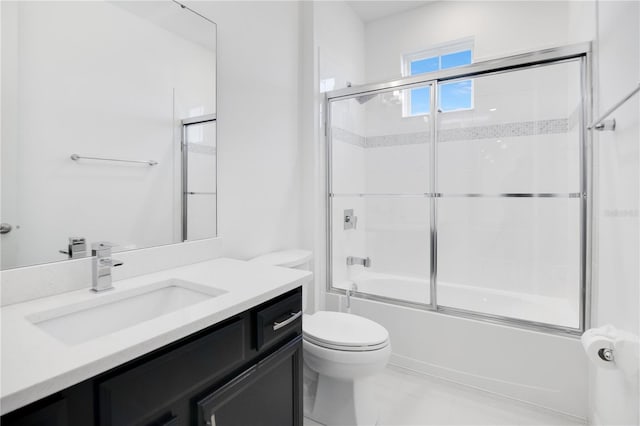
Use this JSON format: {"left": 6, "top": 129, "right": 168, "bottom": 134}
{"left": 327, "top": 270, "right": 587, "bottom": 419}
{"left": 334, "top": 270, "right": 578, "bottom": 331}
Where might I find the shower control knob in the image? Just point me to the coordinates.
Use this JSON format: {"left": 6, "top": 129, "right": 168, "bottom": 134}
{"left": 0, "top": 223, "right": 12, "bottom": 234}
{"left": 344, "top": 209, "right": 358, "bottom": 230}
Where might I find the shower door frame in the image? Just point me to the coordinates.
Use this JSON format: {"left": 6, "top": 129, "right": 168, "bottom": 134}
{"left": 324, "top": 42, "right": 592, "bottom": 337}
{"left": 181, "top": 113, "right": 217, "bottom": 242}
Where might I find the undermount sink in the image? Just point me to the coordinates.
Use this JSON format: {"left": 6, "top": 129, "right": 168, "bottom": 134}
{"left": 27, "top": 279, "right": 227, "bottom": 346}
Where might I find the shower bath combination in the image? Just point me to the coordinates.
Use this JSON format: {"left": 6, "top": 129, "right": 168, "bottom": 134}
{"left": 326, "top": 43, "right": 592, "bottom": 336}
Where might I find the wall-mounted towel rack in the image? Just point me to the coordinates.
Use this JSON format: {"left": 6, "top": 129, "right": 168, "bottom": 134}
{"left": 70, "top": 154, "right": 158, "bottom": 166}
{"left": 588, "top": 82, "right": 640, "bottom": 131}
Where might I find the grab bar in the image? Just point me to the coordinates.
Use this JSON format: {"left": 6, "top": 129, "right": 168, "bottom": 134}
{"left": 588, "top": 82, "right": 640, "bottom": 130}
{"left": 70, "top": 154, "right": 158, "bottom": 166}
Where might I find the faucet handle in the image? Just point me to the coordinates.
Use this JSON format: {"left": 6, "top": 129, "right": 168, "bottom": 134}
{"left": 60, "top": 237, "right": 87, "bottom": 259}
{"left": 99, "top": 258, "right": 124, "bottom": 268}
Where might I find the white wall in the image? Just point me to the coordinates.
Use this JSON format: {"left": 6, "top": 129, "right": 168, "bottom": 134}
{"left": 589, "top": 1, "right": 640, "bottom": 424}
{"left": 189, "top": 1, "right": 304, "bottom": 260}
{"left": 314, "top": 1, "right": 365, "bottom": 90}
{"left": 312, "top": 1, "right": 367, "bottom": 295}
{"left": 365, "top": 1, "right": 572, "bottom": 82}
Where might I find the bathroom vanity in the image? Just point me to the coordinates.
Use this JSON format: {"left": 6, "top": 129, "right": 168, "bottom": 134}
{"left": 0, "top": 259, "right": 310, "bottom": 426}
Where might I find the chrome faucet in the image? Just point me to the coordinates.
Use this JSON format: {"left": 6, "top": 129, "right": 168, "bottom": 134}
{"left": 346, "top": 256, "right": 371, "bottom": 268}
{"left": 91, "top": 242, "right": 123, "bottom": 292}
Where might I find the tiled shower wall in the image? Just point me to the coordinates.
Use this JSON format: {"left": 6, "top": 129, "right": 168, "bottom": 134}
{"left": 331, "top": 59, "right": 583, "bottom": 308}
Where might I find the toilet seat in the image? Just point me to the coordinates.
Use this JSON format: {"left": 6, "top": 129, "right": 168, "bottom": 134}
{"left": 303, "top": 311, "right": 389, "bottom": 352}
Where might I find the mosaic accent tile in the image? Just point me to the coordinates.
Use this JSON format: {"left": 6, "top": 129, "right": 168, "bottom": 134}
{"left": 367, "top": 131, "right": 431, "bottom": 147}
{"left": 187, "top": 143, "right": 216, "bottom": 155}
{"left": 438, "top": 119, "right": 568, "bottom": 142}
{"left": 331, "top": 118, "right": 570, "bottom": 149}
{"left": 332, "top": 127, "right": 366, "bottom": 148}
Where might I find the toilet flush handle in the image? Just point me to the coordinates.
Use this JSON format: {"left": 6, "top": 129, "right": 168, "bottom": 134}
{"left": 273, "top": 311, "right": 303, "bottom": 331}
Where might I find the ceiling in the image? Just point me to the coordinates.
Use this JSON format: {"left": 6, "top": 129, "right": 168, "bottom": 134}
{"left": 345, "top": 1, "right": 434, "bottom": 23}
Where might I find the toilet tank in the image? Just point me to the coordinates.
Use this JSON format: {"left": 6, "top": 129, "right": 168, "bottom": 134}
{"left": 250, "top": 249, "right": 313, "bottom": 311}
{"left": 250, "top": 249, "right": 312, "bottom": 271}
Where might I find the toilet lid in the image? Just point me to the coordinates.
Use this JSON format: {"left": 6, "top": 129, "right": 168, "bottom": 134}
{"left": 303, "top": 311, "right": 389, "bottom": 351}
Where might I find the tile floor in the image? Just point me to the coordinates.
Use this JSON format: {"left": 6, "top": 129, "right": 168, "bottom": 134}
{"left": 304, "top": 366, "right": 586, "bottom": 426}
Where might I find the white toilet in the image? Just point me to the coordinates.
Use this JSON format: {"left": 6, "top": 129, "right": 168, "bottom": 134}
{"left": 251, "top": 249, "right": 391, "bottom": 426}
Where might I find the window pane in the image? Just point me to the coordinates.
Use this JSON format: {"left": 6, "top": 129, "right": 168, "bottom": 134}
{"left": 411, "top": 56, "right": 439, "bottom": 75}
{"left": 439, "top": 80, "right": 472, "bottom": 111}
{"left": 441, "top": 50, "right": 472, "bottom": 69}
{"left": 410, "top": 87, "right": 431, "bottom": 115}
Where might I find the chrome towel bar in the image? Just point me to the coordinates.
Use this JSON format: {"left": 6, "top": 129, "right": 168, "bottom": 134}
{"left": 588, "top": 82, "right": 640, "bottom": 130}
{"left": 70, "top": 154, "right": 158, "bottom": 166}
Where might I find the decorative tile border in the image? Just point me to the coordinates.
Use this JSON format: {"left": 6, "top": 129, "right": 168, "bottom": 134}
{"left": 333, "top": 118, "right": 570, "bottom": 149}
{"left": 187, "top": 143, "right": 216, "bottom": 155}
{"left": 367, "top": 132, "right": 430, "bottom": 147}
{"left": 438, "top": 118, "right": 568, "bottom": 142}
{"left": 332, "top": 126, "right": 366, "bottom": 148}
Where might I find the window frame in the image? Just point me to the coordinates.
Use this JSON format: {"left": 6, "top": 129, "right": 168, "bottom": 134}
{"left": 402, "top": 38, "right": 475, "bottom": 117}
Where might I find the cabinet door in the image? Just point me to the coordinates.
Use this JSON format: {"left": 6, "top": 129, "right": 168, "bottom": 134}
{"left": 197, "top": 337, "right": 302, "bottom": 426}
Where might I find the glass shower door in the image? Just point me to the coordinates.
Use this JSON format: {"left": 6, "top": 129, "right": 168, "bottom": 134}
{"left": 435, "top": 59, "right": 584, "bottom": 329}
{"left": 329, "top": 85, "right": 433, "bottom": 305}
{"left": 183, "top": 117, "right": 217, "bottom": 241}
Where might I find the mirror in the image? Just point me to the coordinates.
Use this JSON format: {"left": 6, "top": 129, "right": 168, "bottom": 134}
{"left": 1, "top": 1, "right": 217, "bottom": 270}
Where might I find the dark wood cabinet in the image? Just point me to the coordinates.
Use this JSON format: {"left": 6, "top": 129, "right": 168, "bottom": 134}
{"left": 2, "top": 288, "right": 303, "bottom": 426}
{"left": 196, "top": 337, "right": 302, "bottom": 426}
{"left": 0, "top": 398, "right": 68, "bottom": 426}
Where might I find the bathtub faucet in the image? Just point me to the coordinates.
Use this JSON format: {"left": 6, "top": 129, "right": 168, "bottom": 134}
{"left": 346, "top": 256, "right": 371, "bottom": 268}
{"left": 346, "top": 283, "right": 358, "bottom": 311}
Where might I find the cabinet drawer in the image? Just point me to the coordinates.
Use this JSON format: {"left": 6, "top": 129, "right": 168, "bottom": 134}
{"left": 98, "top": 318, "right": 246, "bottom": 426}
{"left": 255, "top": 290, "right": 302, "bottom": 351}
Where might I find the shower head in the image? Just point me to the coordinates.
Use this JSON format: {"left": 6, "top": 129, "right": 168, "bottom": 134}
{"left": 355, "top": 93, "right": 375, "bottom": 104}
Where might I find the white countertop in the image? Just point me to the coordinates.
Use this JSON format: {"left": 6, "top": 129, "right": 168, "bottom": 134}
{"left": 0, "top": 258, "right": 312, "bottom": 415}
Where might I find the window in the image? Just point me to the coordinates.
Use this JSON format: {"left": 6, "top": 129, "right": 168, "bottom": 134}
{"left": 402, "top": 40, "right": 474, "bottom": 116}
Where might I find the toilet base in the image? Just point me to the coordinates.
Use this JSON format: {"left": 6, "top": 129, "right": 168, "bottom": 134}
{"left": 307, "top": 373, "right": 379, "bottom": 426}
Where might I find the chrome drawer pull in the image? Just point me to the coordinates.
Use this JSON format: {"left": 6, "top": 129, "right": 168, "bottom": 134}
{"left": 273, "top": 311, "right": 302, "bottom": 331}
